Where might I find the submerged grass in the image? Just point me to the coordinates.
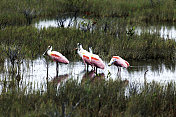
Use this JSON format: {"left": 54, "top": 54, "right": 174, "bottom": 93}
{"left": 0, "top": 77, "right": 176, "bottom": 117}
{"left": 0, "top": 26, "right": 175, "bottom": 61}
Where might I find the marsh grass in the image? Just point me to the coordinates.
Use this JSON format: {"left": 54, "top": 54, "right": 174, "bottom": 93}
{"left": 0, "top": 26, "right": 175, "bottom": 61}
{"left": 0, "top": 0, "right": 176, "bottom": 26}
{"left": 1, "top": 76, "right": 176, "bottom": 117}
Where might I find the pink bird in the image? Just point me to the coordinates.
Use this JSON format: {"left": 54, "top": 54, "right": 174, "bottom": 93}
{"left": 77, "top": 43, "right": 105, "bottom": 73}
{"left": 43, "top": 46, "right": 69, "bottom": 76}
{"left": 89, "top": 46, "right": 105, "bottom": 71}
{"left": 76, "top": 43, "right": 92, "bottom": 70}
{"left": 108, "top": 56, "right": 130, "bottom": 73}
{"left": 43, "top": 46, "right": 69, "bottom": 64}
{"left": 90, "top": 53, "right": 105, "bottom": 70}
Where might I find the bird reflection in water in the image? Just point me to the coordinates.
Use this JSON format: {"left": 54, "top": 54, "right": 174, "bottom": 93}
{"left": 82, "top": 70, "right": 105, "bottom": 83}
{"left": 52, "top": 74, "right": 69, "bottom": 85}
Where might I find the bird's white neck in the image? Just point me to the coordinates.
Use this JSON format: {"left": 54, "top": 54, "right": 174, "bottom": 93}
{"left": 77, "top": 45, "right": 85, "bottom": 58}
{"left": 89, "top": 47, "right": 93, "bottom": 54}
{"left": 79, "top": 45, "right": 83, "bottom": 50}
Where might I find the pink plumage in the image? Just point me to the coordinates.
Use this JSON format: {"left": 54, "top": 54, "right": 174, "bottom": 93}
{"left": 108, "top": 56, "right": 130, "bottom": 68}
{"left": 82, "top": 55, "right": 91, "bottom": 65}
{"left": 43, "top": 46, "right": 69, "bottom": 64}
{"left": 77, "top": 43, "right": 105, "bottom": 71}
{"left": 91, "top": 56, "right": 105, "bottom": 69}
{"left": 50, "top": 53, "right": 69, "bottom": 64}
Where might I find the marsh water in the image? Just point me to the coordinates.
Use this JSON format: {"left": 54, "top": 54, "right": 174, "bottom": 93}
{"left": 1, "top": 57, "right": 176, "bottom": 92}
{"left": 33, "top": 18, "right": 176, "bottom": 86}
{"left": 35, "top": 18, "right": 176, "bottom": 40}
{"left": 1, "top": 17, "right": 176, "bottom": 92}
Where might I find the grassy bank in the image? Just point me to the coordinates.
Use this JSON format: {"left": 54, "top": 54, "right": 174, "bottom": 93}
{"left": 0, "top": 78, "right": 176, "bottom": 117}
{"left": 0, "top": 0, "right": 176, "bottom": 26}
{"left": 0, "top": 26, "right": 175, "bottom": 61}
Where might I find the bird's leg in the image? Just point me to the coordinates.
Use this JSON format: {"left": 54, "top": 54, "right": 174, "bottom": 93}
{"left": 91, "top": 64, "right": 94, "bottom": 71}
{"left": 56, "top": 61, "right": 59, "bottom": 77}
{"left": 119, "top": 68, "right": 121, "bottom": 77}
{"left": 117, "top": 67, "right": 120, "bottom": 77}
{"left": 87, "top": 64, "right": 89, "bottom": 72}
{"left": 83, "top": 59, "right": 87, "bottom": 71}
{"left": 95, "top": 67, "right": 97, "bottom": 74}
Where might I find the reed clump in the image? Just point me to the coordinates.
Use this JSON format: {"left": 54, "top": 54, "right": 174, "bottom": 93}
{"left": 0, "top": 78, "right": 176, "bottom": 117}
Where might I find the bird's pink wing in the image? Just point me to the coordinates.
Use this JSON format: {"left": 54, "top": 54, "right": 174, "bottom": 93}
{"left": 91, "top": 56, "right": 105, "bottom": 69}
{"left": 51, "top": 53, "right": 69, "bottom": 64}
{"left": 82, "top": 54, "right": 91, "bottom": 65}
{"left": 124, "top": 60, "right": 130, "bottom": 67}
{"left": 115, "top": 58, "right": 128, "bottom": 68}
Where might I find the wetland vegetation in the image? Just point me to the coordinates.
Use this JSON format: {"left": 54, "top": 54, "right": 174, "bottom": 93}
{"left": 0, "top": 0, "right": 176, "bottom": 26}
{"left": 0, "top": 26, "right": 176, "bottom": 61}
{"left": 1, "top": 0, "right": 176, "bottom": 116}
{"left": 1, "top": 78, "right": 176, "bottom": 117}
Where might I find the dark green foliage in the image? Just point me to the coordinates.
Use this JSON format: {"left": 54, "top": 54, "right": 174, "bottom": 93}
{"left": 1, "top": 78, "right": 176, "bottom": 117}
{"left": 126, "top": 82, "right": 176, "bottom": 117}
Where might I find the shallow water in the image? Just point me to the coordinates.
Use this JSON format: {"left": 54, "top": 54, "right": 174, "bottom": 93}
{"left": 1, "top": 58, "right": 176, "bottom": 85}
{"left": 35, "top": 17, "right": 94, "bottom": 31}
{"left": 135, "top": 25, "right": 176, "bottom": 40}
{"left": 0, "top": 57, "right": 176, "bottom": 93}
{"left": 35, "top": 18, "right": 176, "bottom": 40}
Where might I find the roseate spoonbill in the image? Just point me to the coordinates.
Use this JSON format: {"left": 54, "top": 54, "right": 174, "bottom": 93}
{"left": 76, "top": 43, "right": 92, "bottom": 71}
{"left": 108, "top": 56, "right": 129, "bottom": 73}
{"left": 43, "top": 46, "right": 69, "bottom": 76}
{"left": 90, "top": 53, "right": 105, "bottom": 73}
{"left": 88, "top": 46, "right": 95, "bottom": 70}
{"left": 88, "top": 46, "right": 105, "bottom": 73}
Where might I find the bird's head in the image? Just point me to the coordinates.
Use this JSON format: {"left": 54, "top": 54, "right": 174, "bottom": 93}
{"left": 77, "top": 43, "right": 81, "bottom": 47}
{"left": 108, "top": 58, "right": 116, "bottom": 66}
{"left": 48, "top": 45, "right": 52, "bottom": 50}
{"left": 89, "top": 46, "right": 93, "bottom": 54}
{"left": 76, "top": 43, "right": 82, "bottom": 51}
{"left": 43, "top": 45, "right": 52, "bottom": 56}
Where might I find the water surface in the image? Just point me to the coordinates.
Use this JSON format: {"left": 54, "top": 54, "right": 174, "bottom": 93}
{"left": 2, "top": 58, "right": 176, "bottom": 83}
{"left": 35, "top": 18, "right": 176, "bottom": 40}
{"left": 0, "top": 57, "right": 176, "bottom": 93}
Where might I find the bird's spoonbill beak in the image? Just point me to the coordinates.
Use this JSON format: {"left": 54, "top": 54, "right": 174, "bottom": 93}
{"left": 108, "top": 59, "right": 115, "bottom": 66}
{"left": 43, "top": 50, "right": 47, "bottom": 56}
{"left": 43, "top": 48, "right": 49, "bottom": 56}
{"left": 72, "top": 48, "right": 78, "bottom": 52}
{"left": 43, "top": 46, "right": 51, "bottom": 56}
{"left": 108, "top": 63, "right": 112, "bottom": 66}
